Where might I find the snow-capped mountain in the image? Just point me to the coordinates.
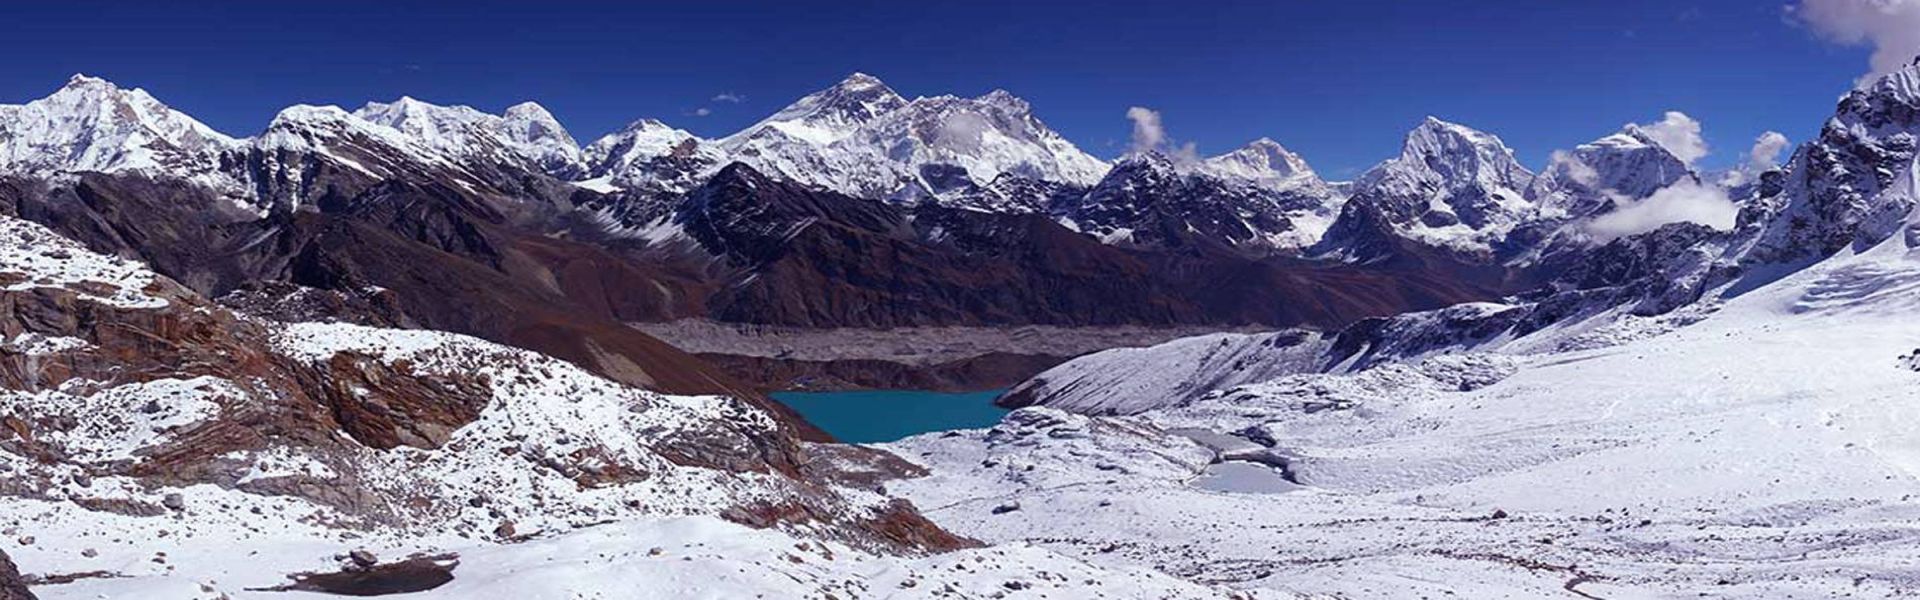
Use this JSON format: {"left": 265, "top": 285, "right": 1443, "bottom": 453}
{"left": 726, "top": 72, "right": 908, "bottom": 148}
{"left": 0, "top": 72, "right": 1337, "bottom": 255}
{"left": 0, "top": 74, "right": 243, "bottom": 197}
{"left": 839, "top": 88, "right": 1110, "bottom": 199}
{"left": 1201, "top": 137, "right": 1327, "bottom": 192}
{"left": 586, "top": 73, "right": 1111, "bottom": 204}
{"left": 701, "top": 73, "right": 912, "bottom": 196}
{"left": 1314, "top": 117, "right": 1537, "bottom": 263}
{"left": 1529, "top": 127, "right": 1694, "bottom": 220}
{"left": 354, "top": 96, "right": 587, "bottom": 179}
{"left": 250, "top": 103, "right": 490, "bottom": 211}
{"left": 1734, "top": 61, "right": 1920, "bottom": 266}
{"left": 1053, "top": 146, "right": 1342, "bottom": 252}
{"left": 1495, "top": 125, "right": 1707, "bottom": 265}
{"left": 0, "top": 73, "right": 1741, "bottom": 265}
{"left": 0, "top": 77, "right": 595, "bottom": 215}
{"left": 581, "top": 118, "right": 721, "bottom": 194}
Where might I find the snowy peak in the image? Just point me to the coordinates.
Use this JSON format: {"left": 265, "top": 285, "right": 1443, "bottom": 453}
{"left": 586, "top": 119, "right": 701, "bottom": 169}
{"left": 0, "top": 73, "right": 240, "bottom": 181}
{"left": 1358, "top": 116, "right": 1534, "bottom": 199}
{"left": 833, "top": 85, "right": 1121, "bottom": 194}
{"left": 1540, "top": 127, "right": 1693, "bottom": 214}
{"left": 851, "top": 89, "right": 1110, "bottom": 188}
{"left": 1856, "top": 60, "right": 1920, "bottom": 117}
{"left": 1061, "top": 148, "right": 1343, "bottom": 252}
{"left": 1315, "top": 118, "right": 1536, "bottom": 262}
{"left": 694, "top": 74, "right": 1108, "bottom": 202}
{"left": 1079, "top": 150, "right": 1185, "bottom": 200}
{"left": 977, "top": 88, "right": 1029, "bottom": 111}
{"left": 498, "top": 101, "right": 585, "bottom": 176}
{"left": 1104, "top": 150, "right": 1183, "bottom": 180}
{"left": 352, "top": 96, "right": 585, "bottom": 178}
{"left": 1203, "top": 137, "right": 1324, "bottom": 191}
{"left": 260, "top": 103, "right": 430, "bottom": 159}
{"left": 581, "top": 118, "right": 719, "bottom": 193}
{"left": 1390, "top": 116, "right": 1534, "bottom": 188}
{"left": 1736, "top": 61, "right": 1920, "bottom": 264}
{"left": 730, "top": 72, "right": 908, "bottom": 147}
{"left": 1071, "top": 151, "right": 1178, "bottom": 201}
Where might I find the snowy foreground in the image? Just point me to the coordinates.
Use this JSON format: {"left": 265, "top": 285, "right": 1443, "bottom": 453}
{"left": 9, "top": 504, "right": 1226, "bottom": 599}
{"left": 884, "top": 234, "right": 1920, "bottom": 598}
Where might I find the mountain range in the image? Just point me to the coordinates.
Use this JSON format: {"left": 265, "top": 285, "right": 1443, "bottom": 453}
{"left": 0, "top": 71, "right": 1550, "bottom": 392}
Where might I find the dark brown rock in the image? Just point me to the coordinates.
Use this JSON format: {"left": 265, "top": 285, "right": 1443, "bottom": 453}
{"left": 0, "top": 550, "right": 35, "bottom": 600}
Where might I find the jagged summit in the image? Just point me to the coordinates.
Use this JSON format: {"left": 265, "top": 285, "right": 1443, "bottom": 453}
{"left": 1312, "top": 118, "right": 1536, "bottom": 263}
{"left": 1053, "top": 144, "right": 1343, "bottom": 252}
{"left": 62, "top": 72, "right": 117, "bottom": 90}
{"left": 730, "top": 72, "right": 909, "bottom": 148}
{"left": 1393, "top": 116, "right": 1533, "bottom": 187}
{"left": 0, "top": 73, "right": 242, "bottom": 198}
{"left": 1530, "top": 125, "right": 1693, "bottom": 220}
{"left": 1203, "top": 137, "right": 1324, "bottom": 191}
{"left": 352, "top": 95, "right": 585, "bottom": 178}
{"left": 837, "top": 71, "right": 888, "bottom": 89}
{"left": 683, "top": 73, "right": 1111, "bottom": 201}
{"left": 1735, "top": 59, "right": 1920, "bottom": 265}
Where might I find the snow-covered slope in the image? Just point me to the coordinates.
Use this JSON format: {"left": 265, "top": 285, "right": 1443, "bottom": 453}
{"left": 893, "top": 232, "right": 1920, "bottom": 598}
{"left": 12, "top": 508, "right": 1238, "bottom": 600}
{"left": 1001, "top": 302, "right": 1534, "bottom": 415}
{"left": 997, "top": 330, "right": 1331, "bottom": 415}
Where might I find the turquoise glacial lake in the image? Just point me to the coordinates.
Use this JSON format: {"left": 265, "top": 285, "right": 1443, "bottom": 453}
{"left": 772, "top": 389, "right": 1010, "bottom": 444}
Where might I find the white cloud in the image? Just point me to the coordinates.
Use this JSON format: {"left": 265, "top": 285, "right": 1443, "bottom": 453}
{"left": 935, "top": 111, "right": 990, "bottom": 153}
{"left": 1585, "top": 180, "right": 1739, "bottom": 242}
{"left": 1795, "top": 0, "right": 1920, "bottom": 83}
{"left": 1123, "top": 106, "right": 1202, "bottom": 163}
{"left": 691, "top": 107, "right": 712, "bottom": 117}
{"left": 1748, "top": 131, "right": 1791, "bottom": 169}
{"left": 1549, "top": 150, "right": 1600, "bottom": 188}
{"left": 1628, "top": 111, "right": 1709, "bottom": 166}
{"left": 1126, "top": 106, "right": 1165, "bottom": 153}
{"left": 713, "top": 92, "right": 746, "bottom": 103}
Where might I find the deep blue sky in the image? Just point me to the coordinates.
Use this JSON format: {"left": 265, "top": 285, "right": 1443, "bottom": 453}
{"left": 0, "top": 0, "right": 1872, "bottom": 177}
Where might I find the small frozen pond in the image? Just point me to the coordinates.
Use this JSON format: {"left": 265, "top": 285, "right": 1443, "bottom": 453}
{"left": 1192, "top": 461, "right": 1304, "bottom": 494}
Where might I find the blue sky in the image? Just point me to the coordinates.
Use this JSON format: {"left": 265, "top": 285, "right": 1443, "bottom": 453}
{"left": 0, "top": 0, "right": 1881, "bottom": 177}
